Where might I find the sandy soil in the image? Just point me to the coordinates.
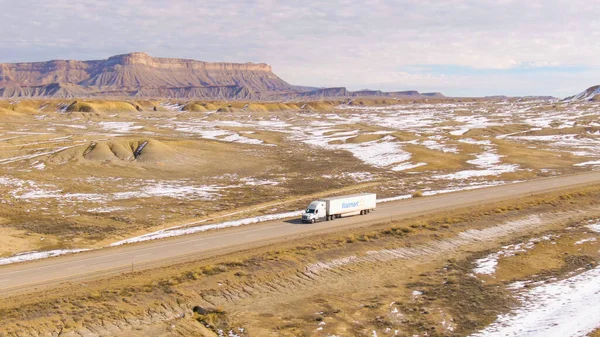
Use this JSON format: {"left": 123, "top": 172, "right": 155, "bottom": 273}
{"left": 0, "top": 98, "right": 599, "bottom": 336}
{"left": 1, "top": 185, "right": 599, "bottom": 336}
{"left": 0, "top": 98, "right": 598, "bottom": 259}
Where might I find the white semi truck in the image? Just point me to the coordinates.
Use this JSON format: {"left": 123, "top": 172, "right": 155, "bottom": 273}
{"left": 301, "top": 193, "right": 376, "bottom": 223}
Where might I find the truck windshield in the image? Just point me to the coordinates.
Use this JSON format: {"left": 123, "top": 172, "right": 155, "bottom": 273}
{"left": 305, "top": 208, "right": 315, "bottom": 213}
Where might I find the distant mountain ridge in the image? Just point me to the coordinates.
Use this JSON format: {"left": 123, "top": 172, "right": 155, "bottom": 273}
{"left": 0, "top": 52, "right": 445, "bottom": 100}
{"left": 563, "top": 85, "right": 600, "bottom": 102}
{"left": 297, "top": 87, "right": 444, "bottom": 99}
{"left": 0, "top": 52, "right": 294, "bottom": 99}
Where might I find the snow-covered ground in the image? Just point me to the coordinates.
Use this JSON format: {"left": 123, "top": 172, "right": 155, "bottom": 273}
{"left": 109, "top": 210, "right": 304, "bottom": 246}
{"left": 471, "top": 265, "right": 600, "bottom": 337}
{"left": 470, "top": 219, "right": 600, "bottom": 336}
{"left": 0, "top": 176, "right": 235, "bottom": 203}
{"left": 98, "top": 121, "right": 143, "bottom": 133}
{"left": 306, "top": 215, "right": 543, "bottom": 275}
{"left": 0, "top": 249, "right": 91, "bottom": 266}
{"left": 473, "top": 235, "right": 556, "bottom": 275}
{"left": 434, "top": 150, "right": 519, "bottom": 180}
{"left": 0, "top": 99, "right": 598, "bottom": 267}
{"left": 0, "top": 180, "right": 519, "bottom": 265}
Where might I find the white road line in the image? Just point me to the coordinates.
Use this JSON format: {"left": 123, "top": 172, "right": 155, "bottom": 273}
{"left": 0, "top": 279, "right": 10, "bottom": 283}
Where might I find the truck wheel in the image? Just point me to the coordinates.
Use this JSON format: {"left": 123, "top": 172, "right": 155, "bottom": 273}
{"left": 311, "top": 218, "right": 315, "bottom": 223}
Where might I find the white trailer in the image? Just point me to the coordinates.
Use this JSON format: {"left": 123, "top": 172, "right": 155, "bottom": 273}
{"left": 301, "top": 193, "right": 376, "bottom": 223}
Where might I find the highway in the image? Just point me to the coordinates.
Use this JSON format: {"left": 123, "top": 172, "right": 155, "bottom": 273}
{"left": 1, "top": 171, "right": 599, "bottom": 296}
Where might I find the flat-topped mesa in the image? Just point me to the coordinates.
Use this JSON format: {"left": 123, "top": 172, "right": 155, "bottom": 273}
{"left": 0, "top": 52, "right": 446, "bottom": 99}
{"left": 0, "top": 60, "right": 95, "bottom": 87}
{"left": 106, "top": 52, "right": 272, "bottom": 72}
{"left": 0, "top": 52, "right": 291, "bottom": 98}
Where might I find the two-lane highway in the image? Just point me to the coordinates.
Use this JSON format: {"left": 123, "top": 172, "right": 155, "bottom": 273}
{"left": 1, "top": 171, "right": 599, "bottom": 295}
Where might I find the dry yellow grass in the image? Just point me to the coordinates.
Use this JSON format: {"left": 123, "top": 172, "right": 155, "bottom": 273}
{"left": 0, "top": 97, "right": 597, "bottom": 304}
{"left": 345, "top": 133, "right": 385, "bottom": 143}
{"left": 66, "top": 100, "right": 139, "bottom": 113}
{"left": 464, "top": 124, "right": 531, "bottom": 137}
{"left": 496, "top": 140, "right": 582, "bottom": 169}
{"left": 405, "top": 143, "right": 470, "bottom": 170}
{"left": 2, "top": 187, "right": 599, "bottom": 336}
{"left": 182, "top": 102, "right": 210, "bottom": 112}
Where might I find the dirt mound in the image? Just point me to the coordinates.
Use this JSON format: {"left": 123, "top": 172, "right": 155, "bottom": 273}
{"left": 66, "top": 101, "right": 139, "bottom": 113}
{"left": 131, "top": 139, "right": 179, "bottom": 163}
{"left": 109, "top": 141, "right": 135, "bottom": 160}
{"left": 0, "top": 107, "right": 24, "bottom": 116}
{"left": 0, "top": 101, "right": 43, "bottom": 115}
{"left": 83, "top": 142, "right": 118, "bottom": 161}
{"left": 182, "top": 102, "right": 211, "bottom": 112}
{"left": 50, "top": 139, "right": 180, "bottom": 164}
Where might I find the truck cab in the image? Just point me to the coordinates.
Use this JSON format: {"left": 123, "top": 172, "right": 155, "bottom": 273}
{"left": 301, "top": 200, "right": 326, "bottom": 223}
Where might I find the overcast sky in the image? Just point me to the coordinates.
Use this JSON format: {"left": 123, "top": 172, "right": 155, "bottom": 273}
{"left": 0, "top": 0, "right": 597, "bottom": 97}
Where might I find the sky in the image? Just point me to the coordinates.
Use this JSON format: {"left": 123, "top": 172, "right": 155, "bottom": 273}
{"left": 0, "top": 0, "right": 598, "bottom": 97}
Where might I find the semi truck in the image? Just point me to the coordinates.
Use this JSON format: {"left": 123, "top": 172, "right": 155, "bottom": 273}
{"left": 301, "top": 193, "right": 376, "bottom": 223}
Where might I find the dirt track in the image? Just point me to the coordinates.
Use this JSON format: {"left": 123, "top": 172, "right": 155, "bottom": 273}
{"left": 1, "top": 171, "right": 599, "bottom": 296}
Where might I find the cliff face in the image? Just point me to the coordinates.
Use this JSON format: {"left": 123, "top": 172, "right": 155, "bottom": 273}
{"left": 563, "top": 85, "right": 600, "bottom": 102}
{"left": 296, "top": 87, "right": 445, "bottom": 99}
{"left": 0, "top": 52, "right": 293, "bottom": 99}
{"left": 0, "top": 52, "right": 446, "bottom": 100}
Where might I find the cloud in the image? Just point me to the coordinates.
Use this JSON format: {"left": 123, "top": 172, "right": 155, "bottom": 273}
{"left": 0, "top": 0, "right": 597, "bottom": 97}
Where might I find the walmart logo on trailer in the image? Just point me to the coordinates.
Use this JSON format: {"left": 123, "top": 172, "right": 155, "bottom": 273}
{"left": 342, "top": 201, "right": 360, "bottom": 209}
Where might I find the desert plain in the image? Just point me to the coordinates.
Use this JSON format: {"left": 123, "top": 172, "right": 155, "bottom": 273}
{"left": 0, "top": 97, "right": 599, "bottom": 336}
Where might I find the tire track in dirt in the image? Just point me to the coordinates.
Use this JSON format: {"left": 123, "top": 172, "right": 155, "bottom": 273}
{"left": 207, "top": 212, "right": 580, "bottom": 309}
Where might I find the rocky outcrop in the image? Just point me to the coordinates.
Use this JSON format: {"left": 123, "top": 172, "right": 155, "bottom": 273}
{"left": 0, "top": 52, "right": 293, "bottom": 99}
{"left": 297, "top": 87, "right": 445, "bottom": 99}
{"left": 133, "top": 85, "right": 256, "bottom": 100}
{"left": 563, "top": 85, "right": 600, "bottom": 102}
{"left": 421, "top": 92, "right": 445, "bottom": 98}
{"left": 0, "top": 83, "right": 89, "bottom": 98}
{"left": 298, "top": 87, "right": 350, "bottom": 97}
{"left": 0, "top": 52, "right": 446, "bottom": 100}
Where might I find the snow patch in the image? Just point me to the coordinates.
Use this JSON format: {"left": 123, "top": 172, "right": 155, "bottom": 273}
{"left": 110, "top": 210, "right": 304, "bottom": 246}
{"left": 474, "top": 235, "right": 555, "bottom": 275}
{"left": 98, "top": 122, "right": 143, "bottom": 133}
{"left": 471, "top": 265, "right": 600, "bottom": 337}
{"left": 392, "top": 162, "right": 427, "bottom": 171}
{"left": 0, "top": 249, "right": 91, "bottom": 265}
{"left": 306, "top": 215, "right": 543, "bottom": 275}
{"left": 434, "top": 149, "right": 518, "bottom": 180}
{"left": 575, "top": 237, "right": 596, "bottom": 245}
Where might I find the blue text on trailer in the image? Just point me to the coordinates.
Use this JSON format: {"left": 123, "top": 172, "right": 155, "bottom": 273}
{"left": 342, "top": 201, "right": 359, "bottom": 209}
